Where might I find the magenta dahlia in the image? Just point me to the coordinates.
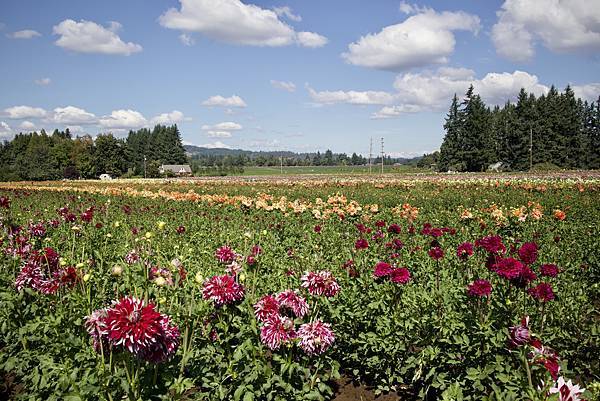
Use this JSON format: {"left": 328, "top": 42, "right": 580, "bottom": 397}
{"left": 102, "top": 297, "right": 180, "bottom": 363}
{"left": 297, "top": 320, "right": 335, "bottom": 355}
{"left": 103, "top": 297, "right": 180, "bottom": 363}
{"left": 354, "top": 238, "right": 369, "bottom": 250}
{"left": 254, "top": 295, "right": 280, "bottom": 322}
{"left": 475, "top": 235, "right": 506, "bottom": 254}
{"left": 428, "top": 246, "right": 444, "bottom": 260}
{"left": 259, "top": 314, "right": 297, "bottom": 350}
{"left": 202, "top": 274, "right": 245, "bottom": 306}
{"left": 300, "top": 271, "right": 340, "bottom": 297}
{"left": 215, "top": 246, "right": 238, "bottom": 264}
{"left": 508, "top": 316, "right": 531, "bottom": 347}
{"left": 495, "top": 257, "right": 525, "bottom": 280}
{"left": 456, "top": 242, "right": 474, "bottom": 260}
{"left": 373, "top": 261, "right": 393, "bottom": 278}
{"left": 390, "top": 267, "right": 411, "bottom": 284}
{"left": 540, "top": 264, "right": 559, "bottom": 277}
{"left": 275, "top": 289, "right": 309, "bottom": 318}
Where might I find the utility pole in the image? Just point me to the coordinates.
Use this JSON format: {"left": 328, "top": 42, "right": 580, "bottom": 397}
{"left": 380, "top": 137, "right": 384, "bottom": 174}
{"left": 144, "top": 156, "right": 147, "bottom": 179}
{"left": 529, "top": 127, "right": 533, "bottom": 170}
{"left": 369, "top": 137, "right": 373, "bottom": 174}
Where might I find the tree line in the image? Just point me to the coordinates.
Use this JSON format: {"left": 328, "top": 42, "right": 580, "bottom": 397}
{"left": 438, "top": 85, "right": 600, "bottom": 172}
{"left": 0, "top": 125, "right": 187, "bottom": 181}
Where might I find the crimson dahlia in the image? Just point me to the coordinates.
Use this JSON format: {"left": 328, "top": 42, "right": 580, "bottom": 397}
{"left": 390, "top": 267, "right": 411, "bottom": 284}
{"left": 467, "top": 279, "right": 492, "bottom": 297}
{"left": 373, "top": 262, "right": 392, "bottom": 278}
{"left": 518, "top": 242, "right": 538, "bottom": 265}
{"left": 540, "top": 264, "right": 559, "bottom": 277}
{"left": 456, "top": 242, "right": 474, "bottom": 260}
{"left": 528, "top": 282, "right": 555, "bottom": 303}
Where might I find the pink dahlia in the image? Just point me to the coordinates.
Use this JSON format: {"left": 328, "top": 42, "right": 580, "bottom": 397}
{"left": 254, "top": 295, "right": 280, "bottom": 322}
{"left": 297, "top": 320, "right": 335, "bottom": 355}
{"left": 202, "top": 274, "right": 245, "bottom": 306}
{"left": 528, "top": 282, "right": 555, "bottom": 303}
{"left": 84, "top": 308, "right": 110, "bottom": 353}
{"left": 467, "top": 279, "right": 492, "bottom": 297}
{"left": 215, "top": 246, "right": 238, "bottom": 264}
{"left": 373, "top": 261, "right": 393, "bottom": 278}
{"left": 0, "top": 196, "right": 10, "bottom": 208}
{"left": 301, "top": 271, "right": 340, "bottom": 297}
{"left": 275, "top": 289, "right": 309, "bottom": 318}
{"left": 390, "top": 267, "right": 411, "bottom": 284}
{"left": 104, "top": 297, "right": 180, "bottom": 363}
{"left": 124, "top": 250, "right": 140, "bottom": 265}
{"left": 260, "top": 315, "right": 296, "bottom": 350}
{"left": 518, "top": 242, "right": 538, "bottom": 265}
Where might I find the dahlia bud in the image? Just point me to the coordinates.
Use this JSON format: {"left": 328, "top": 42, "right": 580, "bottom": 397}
{"left": 194, "top": 271, "right": 203, "bottom": 284}
{"left": 112, "top": 265, "right": 123, "bottom": 276}
{"left": 83, "top": 273, "right": 91, "bottom": 282}
{"left": 157, "top": 221, "right": 166, "bottom": 230}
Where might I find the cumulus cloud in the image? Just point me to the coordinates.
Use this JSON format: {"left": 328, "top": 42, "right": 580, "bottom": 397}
{"left": 158, "top": 0, "right": 327, "bottom": 47}
{"left": 270, "top": 80, "right": 296, "bottom": 92}
{"left": 307, "top": 86, "right": 395, "bottom": 105}
{"left": 201, "top": 122, "right": 242, "bottom": 131}
{"left": 53, "top": 19, "right": 142, "bottom": 55}
{"left": 0, "top": 121, "right": 12, "bottom": 138}
{"left": 19, "top": 121, "right": 37, "bottom": 131}
{"left": 34, "top": 78, "right": 51, "bottom": 86}
{"left": 342, "top": 7, "right": 480, "bottom": 71}
{"left": 202, "top": 95, "right": 247, "bottom": 108}
{"left": 52, "top": 106, "right": 97, "bottom": 125}
{"left": 179, "top": 33, "right": 195, "bottom": 46}
{"left": 572, "top": 83, "right": 600, "bottom": 102}
{"left": 150, "top": 110, "right": 188, "bottom": 125}
{"left": 371, "top": 105, "right": 422, "bottom": 119}
{"left": 296, "top": 31, "right": 328, "bottom": 48}
{"left": 8, "top": 29, "right": 41, "bottom": 39}
{"left": 198, "top": 141, "right": 230, "bottom": 149}
{"left": 206, "top": 131, "right": 232, "bottom": 138}
{"left": 99, "top": 109, "right": 148, "bottom": 129}
{"left": 273, "top": 6, "right": 302, "bottom": 22}
{"left": 4, "top": 105, "right": 47, "bottom": 119}
{"left": 492, "top": 0, "right": 600, "bottom": 62}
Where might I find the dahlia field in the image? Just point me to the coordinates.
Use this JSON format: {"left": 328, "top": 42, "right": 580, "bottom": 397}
{"left": 0, "top": 176, "right": 599, "bottom": 401}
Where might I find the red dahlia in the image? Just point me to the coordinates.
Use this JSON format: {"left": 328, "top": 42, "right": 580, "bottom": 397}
{"left": 518, "top": 242, "right": 538, "bottom": 265}
{"left": 528, "top": 282, "right": 555, "bottom": 303}
{"left": 467, "top": 279, "right": 492, "bottom": 297}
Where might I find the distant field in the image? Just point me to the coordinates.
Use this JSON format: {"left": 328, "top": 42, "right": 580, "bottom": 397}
{"left": 238, "top": 164, "right": 424, "bottom": 175}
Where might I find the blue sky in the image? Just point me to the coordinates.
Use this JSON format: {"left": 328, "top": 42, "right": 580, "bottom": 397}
{"left": 1, "top": 0, "right": 599, "bottom": 157}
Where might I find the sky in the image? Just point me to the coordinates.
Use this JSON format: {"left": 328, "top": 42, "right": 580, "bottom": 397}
{"left": 1, "top": 0, "right": 599, "bottom": 157}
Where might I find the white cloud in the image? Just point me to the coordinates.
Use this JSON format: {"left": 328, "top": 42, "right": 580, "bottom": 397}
{"left": 198, "top": 141, "right": 230, "bottom": 149}
{"left": 159, "top": 0, "right": 326, "bottom": 48}
{"left": 572, "top": 83, "right": 600, "bottom": 102}
{"left": 307, "top": 86, "right": 395, "bottom": 105}
{"left": 0, "top": 121, "right": 12, "bottom": 139}
{"left": 371, "top": 105, "right": 422, "bottom": 119}
{"left": 53, "top": 19, "right": 142, "bottom": 55}
{"left": 66, "top": 125, "right": 85, "bottom": 134}
{"left": 206, "top": 131, "right": 232, "bottom": 138}
{"left": 492, "top": 0, "right": 600, "bottom": 62}
{"left": 399, "top": 2, "right": 429, "bottom": 15}
{"left": 273, "top": 6, "right": 302, "bottom": 22}
{"left": 271, "top": 80, "right": 296, "bottom": 92}
{"left": 296, "top": 31, "right": 328, "bottom": 48}
{"left": 19, "top": 121, "right": 36, "bottom": 131}
{"left": 150, "top": 110, "right": 188, "bottom": 125}
{"left": 34, "top": 78, "right": 51, "bottom": 86}
{"left": 4, "top": 105, "right": 47, "bottom": 119}
{"left": 202, "top": 121, "right": 242, "bottom": 131}
{"left": 52, "top": 106, "right": 97, "bottom": 125}
{"left": 179, "top": 33, "right": 195, "bottom": 46}
{"left": 342, "top": 8, "right": 480, "bottom": 71}
{"left": 202, "top": 95, "right": 247, "bottom": 108}
{"left": 99, "top": 109, "right": 148, "bottom": 129}
{"left": 9, "top": 29, "right": 41, "bottom": 39}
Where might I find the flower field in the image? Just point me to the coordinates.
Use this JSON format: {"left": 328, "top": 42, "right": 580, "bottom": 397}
{"left": 0, "top": 176, "right": 599, "bottom": 401}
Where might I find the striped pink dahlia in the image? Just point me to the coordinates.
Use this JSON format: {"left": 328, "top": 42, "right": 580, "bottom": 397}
{"left": 297, "top": 320, "right": 335, "bottom": 355}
